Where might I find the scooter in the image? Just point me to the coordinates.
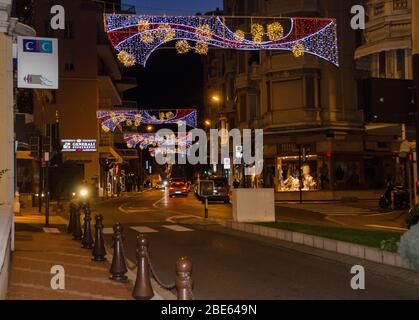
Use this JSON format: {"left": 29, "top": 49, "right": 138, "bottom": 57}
{"left": 379, "top": 185, "right": 410, "bottom": 210}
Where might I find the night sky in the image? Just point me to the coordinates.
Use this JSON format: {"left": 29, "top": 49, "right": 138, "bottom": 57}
{"left": 122, "top": 1, "right": 223, "bottom": 114}
{"left": 126, "top": 0, "right": 223, "bottom": 15}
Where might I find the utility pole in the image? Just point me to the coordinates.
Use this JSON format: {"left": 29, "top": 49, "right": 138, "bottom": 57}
{"left": 413, "top": 1, "right": 419, "bottom": 204}
{"left": 38, "top": 135, "right": 43, "bottom": 213}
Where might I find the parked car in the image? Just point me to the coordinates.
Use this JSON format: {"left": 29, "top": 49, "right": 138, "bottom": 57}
{"left": 169, "top": 181, "right": 188, "bottom": 198}
{"left": 196, "top": 177, "right": 230, "bottom": 203}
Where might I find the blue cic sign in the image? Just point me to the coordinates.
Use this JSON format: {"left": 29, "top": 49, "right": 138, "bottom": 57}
{"left": 22, "top": 39, "right": 53, "bottom": 54}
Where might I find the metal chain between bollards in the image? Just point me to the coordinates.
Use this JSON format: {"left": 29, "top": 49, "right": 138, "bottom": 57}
{"left": 144, "top": 247, "right": 176, "bottom": 290}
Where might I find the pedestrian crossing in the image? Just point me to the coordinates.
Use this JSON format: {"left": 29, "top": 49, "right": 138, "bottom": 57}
{"left": 44, "top": 224, "right": 195, "bottom": 235}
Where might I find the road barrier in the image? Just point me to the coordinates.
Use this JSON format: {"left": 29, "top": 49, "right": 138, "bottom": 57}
{"left": 81, "top": 204, "right": 94, "bottom": 249}
{"left": 72, "top": 205, "right": 82, "bottom": 241}
{"left": 92, "top": 214, "right": 107, "bottom": 262}
{"left": 109, "top": 223, "right": 128, "bottom": 282}
{"left": 66, "top": 205, "right": 194, "bottom": 300}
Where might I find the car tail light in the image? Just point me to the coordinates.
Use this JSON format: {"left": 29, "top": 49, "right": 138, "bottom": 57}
{"left": 169, "top": 187, "right": 174, "bottom": 191}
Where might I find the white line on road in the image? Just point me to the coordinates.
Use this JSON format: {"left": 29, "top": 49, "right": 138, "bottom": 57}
{"left": 43, "top": 227, "right": 60, "bottom": 234}
{"left": 165, "top": 215, "right": 205, "bottom": 224}
{"left": 163, "top": 225, "right": 194, "bottom": 232}
{"left": 130, "top": 226, "right": 159, "bottom": 233}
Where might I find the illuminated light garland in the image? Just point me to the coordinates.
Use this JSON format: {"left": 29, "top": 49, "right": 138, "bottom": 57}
{"left": 117, "top": 50, "right": 136, "bottom": 67}
{"left": 137, "top": 19, "right": 150, "bottom": 32}
{"left": 267, "top": 22, "right": 284, "bottom": 40}
{"left": 104, "top": 15, "right": 340, "bottom": 67}
{"left": 234, "top": 29, "right": 245, "bottom": 42}
{"left": 97, "top": 109, "right": 198, "bottom": 132}
{"left": 176, "top": 40, "right": 191, "bottom": 54}
{"left": 195, "top": 41, "right": 209, "bottom": 55}
{"left": 292, "top": 42, "right": 305, "bottom": 58}
{"left": 251, "top": 23, "right": 264, "bottom": 43}
{"left": 157, "top": 23, "right": 176, "bottom": 42}
{"left": 124, "top": 132, "right": 193, "bottom": 155}
{"left": 140, "top": 31, "right": 154, "bottom": 44}
{"left": 126, "top": 120, "right": 133, "bottom": 126}
{"left": 195, "top": 24, "right": 212, "bottom": 40}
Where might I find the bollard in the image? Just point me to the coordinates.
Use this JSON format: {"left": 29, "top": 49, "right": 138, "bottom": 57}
{"left": 176, "top": 257, "right": 193, "bottom": 300}
{"left": 109, "top": 223, "right": 128, "bottom": 282}
{"left": 132, "top": 235, "right": 154, "bottom": 300}
{"left": 204, "top": 197, "right": 208, "bottom": 219}
{"left": 81, "top": 204, "right": 94, "bottom": 249}
{"left": 67, "top": 203, "right": 75, "bottom": 234}
{"left": 72, "top": 205, "right": 83, "bottom": 241}
{"left": 92, "top": 214, "right": 107, "bottom": 261}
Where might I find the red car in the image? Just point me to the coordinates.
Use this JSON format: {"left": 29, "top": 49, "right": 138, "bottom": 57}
{"left": 169, "top": 181, "right": 188, "bottom": 198}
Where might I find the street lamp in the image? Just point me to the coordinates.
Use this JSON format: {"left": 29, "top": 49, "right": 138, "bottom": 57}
{"left": 212, "top": 95, "right": 221, "bottom": 102}
{"left": 147, "top": 125, "right": 153, "bottom": 132}
{"left": 204, "top": 120, "right": 211, "bottom": 127}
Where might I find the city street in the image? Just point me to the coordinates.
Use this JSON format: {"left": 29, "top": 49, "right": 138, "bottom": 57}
{"left": 88, "top": 190, "right": 419, "bottom": 299}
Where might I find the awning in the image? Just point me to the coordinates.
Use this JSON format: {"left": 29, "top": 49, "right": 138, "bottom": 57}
{"left": 355, "top": 38, "right": 411, "bottom": 59}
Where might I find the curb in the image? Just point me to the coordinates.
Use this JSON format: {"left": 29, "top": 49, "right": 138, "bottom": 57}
{"left": 219, "top": 220, "right": 416, "bottom": 272}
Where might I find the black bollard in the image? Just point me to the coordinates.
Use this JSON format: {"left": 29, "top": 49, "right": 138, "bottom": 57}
{"left": 67, "top": 203, "right": 75, "bottom": 234}
{"left": 72, "top": 205, "right": 83, "bottom": 241}
{"left": 81, "top": 204, "right": 94, "bottom": 249}
{"left": 92, "top": 214, "right": 106, "bottom": 262}
{"left": 109, "top": 223, "right": 128, "bottom": 282}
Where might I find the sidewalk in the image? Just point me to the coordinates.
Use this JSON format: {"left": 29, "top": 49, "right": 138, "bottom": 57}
{"left": 7, "top": 208, "right": 134, "bottom": 300}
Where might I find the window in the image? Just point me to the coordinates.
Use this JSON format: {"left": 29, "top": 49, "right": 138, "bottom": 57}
{"left": 306, "top": 77, "right": 316, "bottom": 109}
{"left": 64, "top": 21, "right": 74, "bottom": 39}
{"left": 396, "top": 49, "right": 406, "bottom": 79}
{"left": 249, "top": 94, "right": 258, "bottom": 120}
{"left": 379, "top": 51, "right": 386, "bottom": 77}
{"left": 238, "top": 52, "right": 246, "bottom": 73}
{"left": 272, "top": 80, "right": 303, "bottom": 110}
{"left": 374, "top": 3, "right": 384, "bottom": 15}
{"left": 394, "top": 0, "right": 408, "bottom": 10}
{"left": 266, "top": 81, "right": 272, "bottom": 112}
{"left": 239, "top": 94, "right": 247, "bottom": 122}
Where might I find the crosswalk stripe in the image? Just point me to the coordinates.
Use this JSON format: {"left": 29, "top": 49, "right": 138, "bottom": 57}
{"left": 130, "top": 226, "right": 159, "bottom": 233}
{"left": 162, "top": 225, "right": 194, "bottom": 232}
{"left": 43, "top": 227, "right": 60, "bottom": 234}
{"left": 103, "top": 228, "right": 114, "bottom": 235}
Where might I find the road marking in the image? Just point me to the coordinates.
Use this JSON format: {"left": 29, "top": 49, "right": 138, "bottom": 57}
{"left": 162, "top": 225, "right": 194, "bottom": 232}
{"left": 43, "top": 227, "right": 60, "bottom": 234}
{"left": 365, "top": 224, "right": 407, "bottom": 232}
{"left": 130, "top": 226, "right": 159, "bottom": 233}
{"left": 103, "top": 228, "right": 114, "bottom": 235}
{"left": 118, "top": 204, "right": 152, "bottom": 214}
{"left": 165, "top": 215, "right": 205, "bottom": 224}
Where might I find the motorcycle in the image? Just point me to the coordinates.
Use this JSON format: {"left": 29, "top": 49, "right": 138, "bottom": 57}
{"left": 379, "top": 184, "right": 410, "bottom": 210}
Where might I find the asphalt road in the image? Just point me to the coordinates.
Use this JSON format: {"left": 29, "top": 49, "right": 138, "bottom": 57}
{"left": 91, "top": 190, "right": 419, "bottom": 300}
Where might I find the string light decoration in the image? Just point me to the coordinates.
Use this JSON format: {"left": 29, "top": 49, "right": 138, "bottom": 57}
{"left": 117, "top": 50, "right": 136, "bottom": 67}
{"left": 234, "top": 29, "right": 245, "bottom": 42}
{"left": 105, "top": 15, "right": 339, "bottom": 67}
{"left": 267, "top": 22, "right": 284, "bottom": 40}
{"left": 251, "top": 23, "right": 264, "bottom": 43}
{"left": 140, "top": 31, "right": 154, "bottom": 44}
{"left": 97, "top": 109, "right": 198, "bottom": 132}
{"left": 124, "top": 133, "right": 193, "bottom": 156}
{"left": 195, "top": 24, "right": 212, "bottom": 40}
{"left": 195, "top": 41, "right": 209, "bottom": 55}
{"left": 292, "top": 42, "right": 305, "bottom": 58}
{"left": 175, "top": 40, "right": 191, "bottom": 54}
{"left": 157, "top": 23, "right": 176, "bottom": 42}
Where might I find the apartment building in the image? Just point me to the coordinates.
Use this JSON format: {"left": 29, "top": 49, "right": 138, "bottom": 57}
{"left": 23, "top": 0, "right": 138, "bottom": 199}
{"left": 203, "top": 0, "right": 408, "bottom": 200}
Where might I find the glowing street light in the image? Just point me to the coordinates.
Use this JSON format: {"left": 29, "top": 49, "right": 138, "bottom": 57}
{"left": 212, "top": 95, "right": 221, "bottom": 102}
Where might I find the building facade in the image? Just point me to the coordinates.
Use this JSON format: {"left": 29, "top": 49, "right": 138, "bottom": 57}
{"left": 203, "top": 0, "right": 407, "bottom": 200}
{"left": 26, "top": 0, "right": 138, "bottom": 199}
